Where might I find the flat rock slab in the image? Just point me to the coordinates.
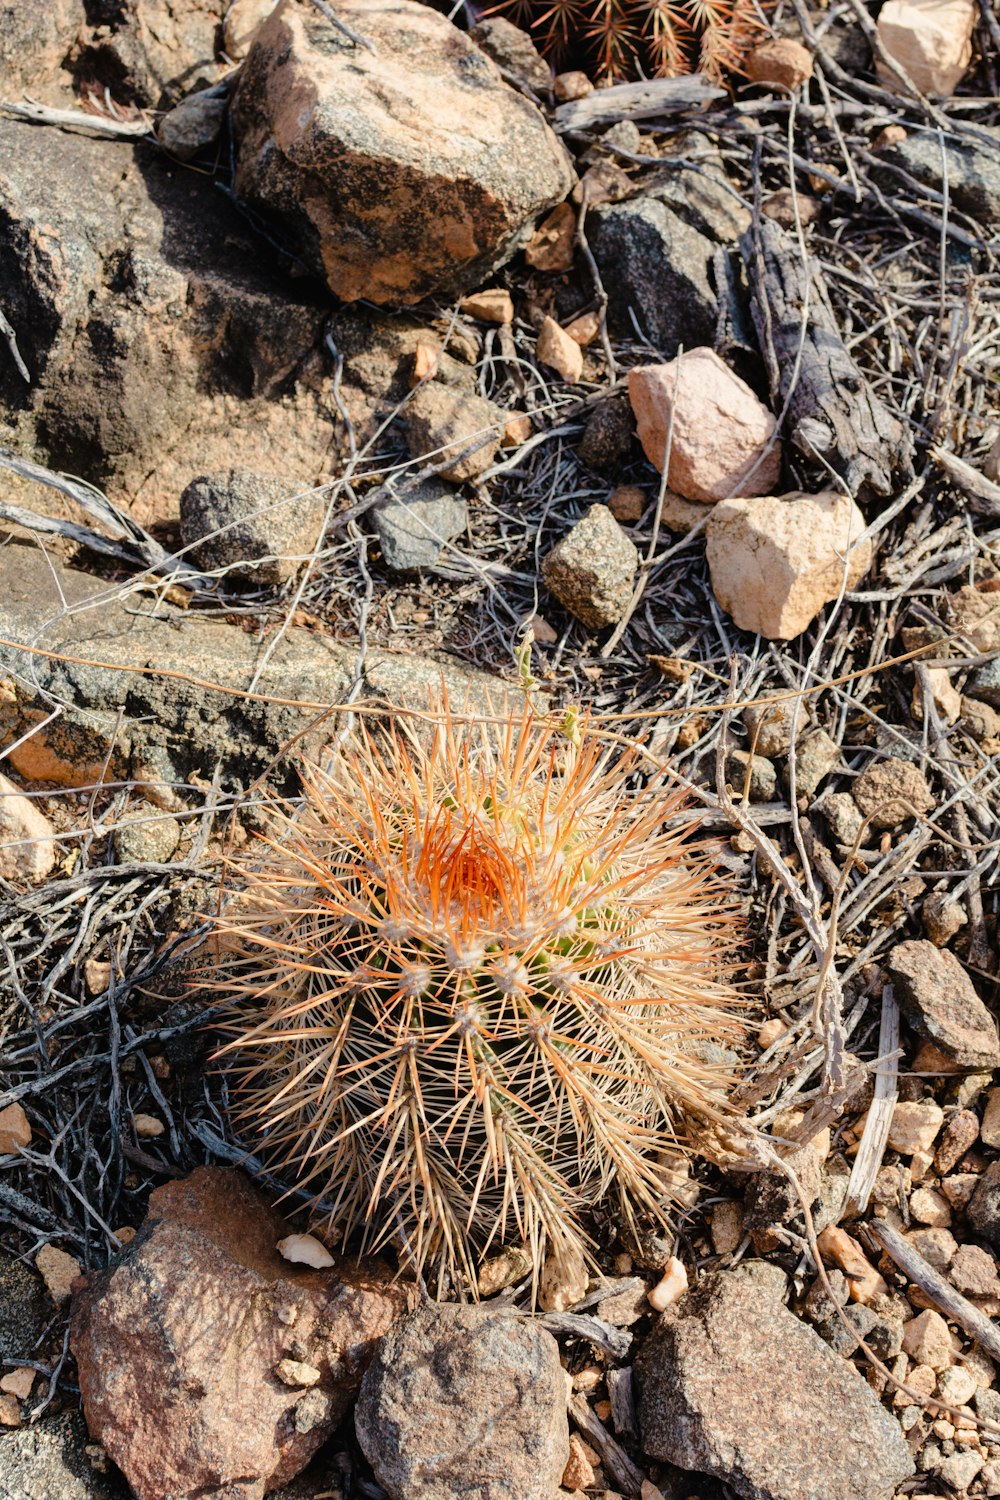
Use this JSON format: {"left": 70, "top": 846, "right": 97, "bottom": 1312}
{"left": 0, "top": 543, "right": 505, "bottom": 804}
{"left": 70, "top": 1167, "right": 410, "bottom": 1500}
{"left": 636, "top": 1269, "right": 914, "bottom": 1500}
{"left": 356, "top": 1303, "right": 569, "bottom": 1500}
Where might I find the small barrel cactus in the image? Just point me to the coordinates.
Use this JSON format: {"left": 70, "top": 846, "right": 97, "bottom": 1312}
{"left": 209, "top": 701, "right": 744, "bottom": 1292}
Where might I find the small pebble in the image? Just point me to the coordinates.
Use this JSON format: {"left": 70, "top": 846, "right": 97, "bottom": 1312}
{"left": 710, "top": 1200, "right": 744, "bottom": 1257}
{"left": 132, "top": 1114, "right": 165, "bottom": 1139}
{"left": 562, "top": 1433, "right": 597, "bottom": 1491}
{"left": 909, "top": 1186, "right": 952, "bottom": 1227}
{"left": 939, "top": 1449, "right": 984, "bottom": 1491}
{"left": 937, "top": 1365, "right": 978, "bottom": 1408}
{"left": 757, "top": 1018, "right": 787, "bottom": 1050}
{"left": 536, "top": 316, "right": 584, "bottom": 382}
{"left": 0, "top": 1103, "right": 31, "bottom": 1156}
{"left": 934, "top": 1109, "right": 979, "bottom": 1176}
{"left": 35, "top": 1244, "right": 82, "bottom": 1304}
{"left": 0, "top": 1369, "right": 34, "bottom": 1399}
{"left": 647, "top": 1256, "right": 688, "bottom": 1311}
{"left": 275, "top": 1358, "right": 321, "bottom": 1388}
{"left": 277, "top": 1234, "right": 334, "bottom": 1269}
{"left": 902, "top": 1309, "right": 955, "bottom": 1372}
{"left": 941, "top": 1174, "right": 978, "bottom": 1211}
{"left": 887, "top": 1100, "right": 944, "bottom": 1155}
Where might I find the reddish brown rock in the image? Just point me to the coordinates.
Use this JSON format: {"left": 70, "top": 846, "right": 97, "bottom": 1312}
{"left": 70, "top": 1168, "right": 409, "bottom": 1500}
{"left": 888, "top": 941, "right": 1000, "bottom": 1070}
{"left": 852, "top": 758, "right": 934, "bottom": 828}
{"left": 628, "top": 349, "right": 781, "bottom": 503}
{"left": 230, "top": 0, "right": 573, "bottom": 305}
{"left": 637, "top": 1270, "right": 914, "bottom": 1500}
{"left": 745, "top": 38, "right": 814, "bottom": 89}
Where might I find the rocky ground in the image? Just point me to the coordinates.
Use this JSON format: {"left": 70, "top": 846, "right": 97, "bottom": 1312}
{"left": 0, "top": 0, "right": 999, "bottom": 1498}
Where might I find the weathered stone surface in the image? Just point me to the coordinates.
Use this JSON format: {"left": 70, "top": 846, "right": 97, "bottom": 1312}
{"left": 224, "top": 0, "right": 279, "bottom": 60}
{"left": 0, "top": 771, "right": 57, "bottom": 883}
{"left": 536, "top": 315, "right": 584, "bottom": 382}
{"left": 179, "top": 469, "right": 327, "bottom": 586}
{"left": 230, "top": 0, "right": 573, "bottom": 305}
{"left": 968, "top": 1163, "right": 1000, "bottom": 1251}
{"left": 542, "top": 504, "right": 639, "bottom": 630}
{"left": 589, "top": 196, "right": 717, "bottom": 353}
{"left": 875, "top": 0, "right": 975, "bottom": 97}
{"left": 636, "top": 1270, "right": 914, "bottom": 1500}
{"left": 705, "top": 491, "right": 871, "bottom": 640}
{"left": 70, "top": 0, "right": 225, "bottom": 108}
{"left": 356, "top": 1304, "right": 569, "bottom": 1500}
{"left": 0, "top": 0, "right": 79, "bottom": 101}
{"left": 852, "top": 757, "right": 934, "bottom": 828}
{"left": 629, "top": 350, "right": 781, "bottom": 503}
{"left": 0, "top": 1411, "right": 127, "bottom": 1500}
{"left": 0, "top": 117, "right": 333, "bottom": 520}
{"left": 645, "top": 137, "right": 750, "bottom": 244}
{"left": 578, "top": 397, "right": 634, "bottom": 472}
{"left": 403, "top": 384, "right": 504, "bottom": 482}
{"left": 872, "top": 127, "right": 1000, "bottom": 225}
{"left": 70, "top": 1168, "right": 409, "bottom": 1500}
{"left": 371, "top": 478, "right": 468, "bottom": 571}
{"left": 0, "top": 544, "right": 507, "bottom": 804}
{"left": 888, "top": 940, "right": 1000, "bottom": 1069}
{"left": 469, "top": 16, "right": 551, "bottom": 93}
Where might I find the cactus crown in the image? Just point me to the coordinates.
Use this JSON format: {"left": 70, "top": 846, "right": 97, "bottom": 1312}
{"left": 210, "top": 702, "right": 745, "bottom": 1292}
{"left": 494, "top": 0, "right": 766, "bottom": 85}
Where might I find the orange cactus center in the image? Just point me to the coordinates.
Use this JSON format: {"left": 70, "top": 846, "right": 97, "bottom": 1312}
{"left": 414, "top": 807, "right": 523, "bottom": 921}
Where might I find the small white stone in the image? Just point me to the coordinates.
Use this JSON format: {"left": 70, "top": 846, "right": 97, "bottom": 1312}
{"left": 275, "top": 1358, "right": 321, "bottom": 1388}
{"left": 648, "top": 1256, "right": 688, "bottom": 1311}
{"left": 277, "top": 1233, "right": 335, "bottom": 1269}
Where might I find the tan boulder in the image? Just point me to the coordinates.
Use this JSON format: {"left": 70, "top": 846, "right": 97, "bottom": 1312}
{"left": 70, "top": 1168, "right": 409, "bottom": 1500}
{"left": 705, "top": 491, "right": 871, "bottom": 640}
{"left": 628, "top": 349, "right": 782, "bottom": 503}
{"left": 875, "top": 0, "right": 975, "bottom": 96}
{"left": 230, "top": 0, "right": 574, "bottom": 304}
{"left": 0, "top": 772, "right": 56, "bottom": 883}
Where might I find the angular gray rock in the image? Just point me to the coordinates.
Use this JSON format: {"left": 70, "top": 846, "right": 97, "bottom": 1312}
{"left": 888, "top": 940, "right": 1000, "bottom": 1069}
{"left": 179, "top": 469, "right": 327, "bottom": 587}
{"left": 371, "top": 478, "right": 468, "bottom": 571}
{"left": 636, "top": 1271, "right": 914, "bottom": 1500}
{"left": 70, "top": 1168, "right": 409, "bottom": 1500}
{"left": 469, "top": 16, "right": 551, "bottom": 93}
{"left": 230, "top": 0, "right": 574, "bottom": 305}
{"left": 542, "top": 504, "right": 639, "bottom": 630}
{"left": 0, "top": 544, "right": 506, "bottom": 804}
{"left": 872, "top": 127, "right": 1000, "bottom": 228}
{"left": 356, "top": 1304, "right": 569, "bottom": 1500}
{"left": 589, "top": 193, "right": 717, "bottom": 353}
{"left": 968, "top": 1162, "right": 1000, "bottom": 1251}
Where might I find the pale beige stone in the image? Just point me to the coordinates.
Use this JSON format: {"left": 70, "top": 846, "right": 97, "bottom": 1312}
{"left": 35, "top": 1244, "right": 82, "bottom": 1304}
{"left": 224, "top": 0, "right": 279, "bottom": 59}
{"left": 887, "top": 1100, "right": 944, "bottom": 1155}
{"left": 539, "top": 1242, "right": 588, "bottom": 1312}
{"left": 0, "top": 1103, "right": 31, "bottom": 1156}
{"left": 628, "top": 349, "right": 781, "bottom": 503}
{"left": 913, "top": 666, "right": 962, "bottom": 724}
{"left": 876, "top": 0, "right": 976, "bottom": 96}
{"left": 981, "top": 1088, "right": 1000, "bottom": 1148}
{"left": 908, "top": 1186, "right": 952, "bottom": 1227}
{"left": 902, "top": 1309, "right": 954, "bottom": 1371}
{"left": 565, "top": 310, "right": 601, "bottom": 347}
{"left": 554, "top": 70, "right": 593, "bottom": 101}
{"left": 536, "top": 316, "right": 584, "bottom": 382}
{"left": 648, "top": 1256, "right": 688, "bottom": 1311}
{"left": 0, "top": 772, "right": 56, "bottom": 883}
{"left": 705, "top": 491, "right": 871, "bottom": 641}
{"left": 133, "top": 1114, "right": 165, "bottom": 1139}
{"left": 277, "top": 1233, "right": 334, "bottom": 1269}
{"left": 757, "top": 1017, "right": 787, "bottom": 1050}
{"left": 460, "top": 288, "right": 514, "bottom": 324}
{"left": 502, "top": 413, "right": 533, "bottom": 447}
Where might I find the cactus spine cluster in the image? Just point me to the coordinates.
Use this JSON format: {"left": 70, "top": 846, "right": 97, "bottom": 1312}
{"left": 210, "top": 702, "right": 744, "bottom": 1291}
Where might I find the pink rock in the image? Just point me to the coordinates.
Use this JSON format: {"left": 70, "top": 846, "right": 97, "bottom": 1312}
{"left": 70, "top": 1168, "right": 409, "bottom": 1500}
{"left": 628, "top": 349, "right": 781, "bottom": 502}
{"left": 876, "top": 0, "right": 975, "bottom": 97}
{"left": 705, "top": 490, "right": 871, "bottom": 640}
